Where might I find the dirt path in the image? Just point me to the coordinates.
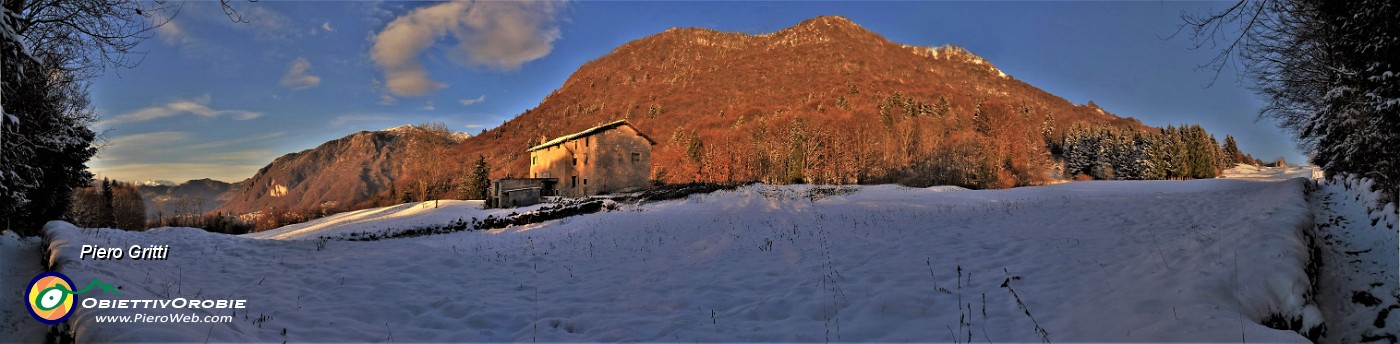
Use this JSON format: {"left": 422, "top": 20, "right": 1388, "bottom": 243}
{"left": 1310, "top": 180, "right": 1400, "bottom": 343}
{"left": 0, "top": 232, "right": 48, "bottom": 343}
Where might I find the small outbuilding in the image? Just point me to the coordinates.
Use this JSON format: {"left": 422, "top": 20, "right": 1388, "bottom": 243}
{"left": 486, "top": 178, "right": 559, "bottom": 209}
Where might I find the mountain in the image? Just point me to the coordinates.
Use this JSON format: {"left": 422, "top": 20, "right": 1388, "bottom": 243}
{"left": 457, "top": 15, "right": 1146, "bottom": 187}
{"left": 137, "top": 179, "right": 177, "bottom": 187}
{"left": 212, "top": 126, "right": 462, "bottom": 217}
{"left": 219, "top": 15, "right": 1186, "bottom": 219}
{"left": 138, "top": 178, "right": 242, "bottom": 218}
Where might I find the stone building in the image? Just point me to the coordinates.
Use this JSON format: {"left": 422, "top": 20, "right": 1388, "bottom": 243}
{"left": 486, "top": 178, "right": 558, "bottom": 208}
{"left": 527, "top": 120, "right": 655, "bottom": 198}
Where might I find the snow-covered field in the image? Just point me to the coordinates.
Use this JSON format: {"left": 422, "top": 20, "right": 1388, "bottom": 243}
{"left": 13, "top": 174, "right": 1340, "bottom": 342}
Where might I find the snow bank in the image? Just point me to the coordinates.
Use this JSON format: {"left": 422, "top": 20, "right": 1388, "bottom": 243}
{"left": 0, "top": 230, "right": 47, "bottom": 342}
{"left": 1332, "top": 174, "right": 1398, "bottom": 229}
{"left": 40, "top": 180, "right": 1320, "bottom": 342}
{"left": 1311, "top": 174, "right": 1400, "bottom": 342}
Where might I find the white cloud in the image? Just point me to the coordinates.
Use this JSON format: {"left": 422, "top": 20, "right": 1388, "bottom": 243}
{"left": 242, "top": 6, "right": 295, "bottom": 42}
{"left": 378, "top": 94, "right": 397, "bottom": 106}
{"left": 464, "top": 124, "right": 485, "bottom": 129}
{"left": 459, "top": 95, "right": 486, "bottom": 106}
{"left": 153, "top": 12, "right": 191, "bottom": 45}
{"left": 280, "top": 57, "right": 322, "bottom": 90}
{"left": 198, "top": 149, "right": 277, "bottom": 163}
{"left": 186, "top": 131, "right": 287, "bottom": 150}
{"left": 89, "top": 163, "right": 264, "bottom": 184}
{"left": 421, "top": 101, "right": 436, "bottom": 111}
{"left": 142, "top": 3, "right": 240, "bottom": 69}
{"left": 89, "top": 130, "right": 286, "bottom": 183}
{"left": 100, "top": 131, "right": 191, "bottom": 159}
{"left": 98, "top": 95, "right": 262, "bottom": 127}
{"left": 322, "top": 21, "right": 334, "bottom": 32}
{"left": 370, "top": 1, "right": 564, "bottom": 97}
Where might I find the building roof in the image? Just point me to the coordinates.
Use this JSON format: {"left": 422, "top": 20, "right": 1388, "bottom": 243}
{"left": 526, "top": 120, "right": 656, "bottom": 152}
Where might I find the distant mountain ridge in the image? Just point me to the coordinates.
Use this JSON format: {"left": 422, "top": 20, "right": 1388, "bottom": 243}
{"left": 137, "top": 179, "right": 177, "bottom": 187}
{"left": 212, "top": 125, "right": 467, "bottom": 217}
{"left": 137, "top": 178, "right": 242, "bottom": 218}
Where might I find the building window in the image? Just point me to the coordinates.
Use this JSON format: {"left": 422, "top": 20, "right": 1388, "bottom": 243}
{"left": 583, "top": 178, "right": 587, "bottom": 185}
{"left": 585, "top": 136, "right": 590, "bottom": 147}
{"left": 572, "top": 157, "right": 577, "bottom": 165}
{"left": 631, "top": 152, "right": 641, "bottom": 163}
{"left": 531, "top": 155, "right": 536, "bottom": 165}
{"left": 571, "top": 176, "right": 577, "bottom": 188}
{"left": 584, "top": 153, "right": 589, "bottom": 165}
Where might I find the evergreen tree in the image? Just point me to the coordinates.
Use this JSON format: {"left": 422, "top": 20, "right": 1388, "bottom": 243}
{"left": 2, "top": 0, "right": 170, "bottom": 234}
{"left": 1222, "top": 135, "right": 1243, "bottom": 166}
{"left": 1162, "top": 126, "right": 1187, "bottom": 179}
{"left": 972, "top": 99, "right": 991, "bottom": 135}
{"left": 1209, "top": 134, "right": 1226, "bottom": 174}
{"left": 1135, "top": 132, "right": 1163, "bottom": 180}
{"left": 462, "top": 155, "right": 490, "bottom": 200}
{"left": 1062, "top": 126, "right": 1092, "bottom": 178}
{"left": 2, "top": 54, "right": 99, "bottom": 231}
{"left": 1185, "top": 126, "right": 1219, "bottom": 178}
{"left": 99, "top": 178, "right": 116, "bottom": 228}
{"left": 934, "top": 96, "right": 951, "bottom": 117}
{"left": 1088, "top": 127, "right": 1114, "bottom": 180}
{"left": 1110, "top": 129, "right": 1146, "bottom": 180}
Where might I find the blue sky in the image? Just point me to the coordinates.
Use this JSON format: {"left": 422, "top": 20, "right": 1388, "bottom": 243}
{"left": 88, "top": 1, "right": 1303, "bottom": 183}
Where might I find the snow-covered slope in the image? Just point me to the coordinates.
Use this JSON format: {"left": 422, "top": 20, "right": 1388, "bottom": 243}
{"left": 42, "top": 179, "right": 1321, "bottom": 342}
{"left": 1221, "top": 163, "right": 1320, "bottom": 180}
{"left": 244, "top": 200, "right": 543, "bottom": 240}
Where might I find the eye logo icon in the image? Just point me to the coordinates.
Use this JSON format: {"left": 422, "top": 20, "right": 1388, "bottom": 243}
{"left": 26, "top": 272, "right": 76, "bottom": 324}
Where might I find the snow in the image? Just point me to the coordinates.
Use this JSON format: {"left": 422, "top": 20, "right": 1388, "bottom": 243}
{"left": 1311, "top": 174, "right": 1400, "bottom": 342}
{"left": 136, "top": 180, "right": 177, "bottom": 187}
{"left": 379, "top": 124, "right": 473, "bottom": 142}
{"left": 244, "top": 200, "right": 546, "bottom": 240}
{"left": 1220, "top": 163, "right": 1320, "bottom": 180}
{"left": 378, "top": 124, "right": 418, "bottom": 133}
{"left": 0, "top": 231, "right": 47, "bottom": 342}
{"left": 31, "top": 176, "right": 1329, "bottom": 342}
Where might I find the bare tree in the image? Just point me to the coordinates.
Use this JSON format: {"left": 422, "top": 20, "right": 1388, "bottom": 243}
{"left": 1182, "top": 0, "right": 1398, "bottom": 202}
{"left": 4, "top": 0, "right": 175, "bottom": 80}
{"left": 403, "top": 123, "right": 454, "bottom": 208}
